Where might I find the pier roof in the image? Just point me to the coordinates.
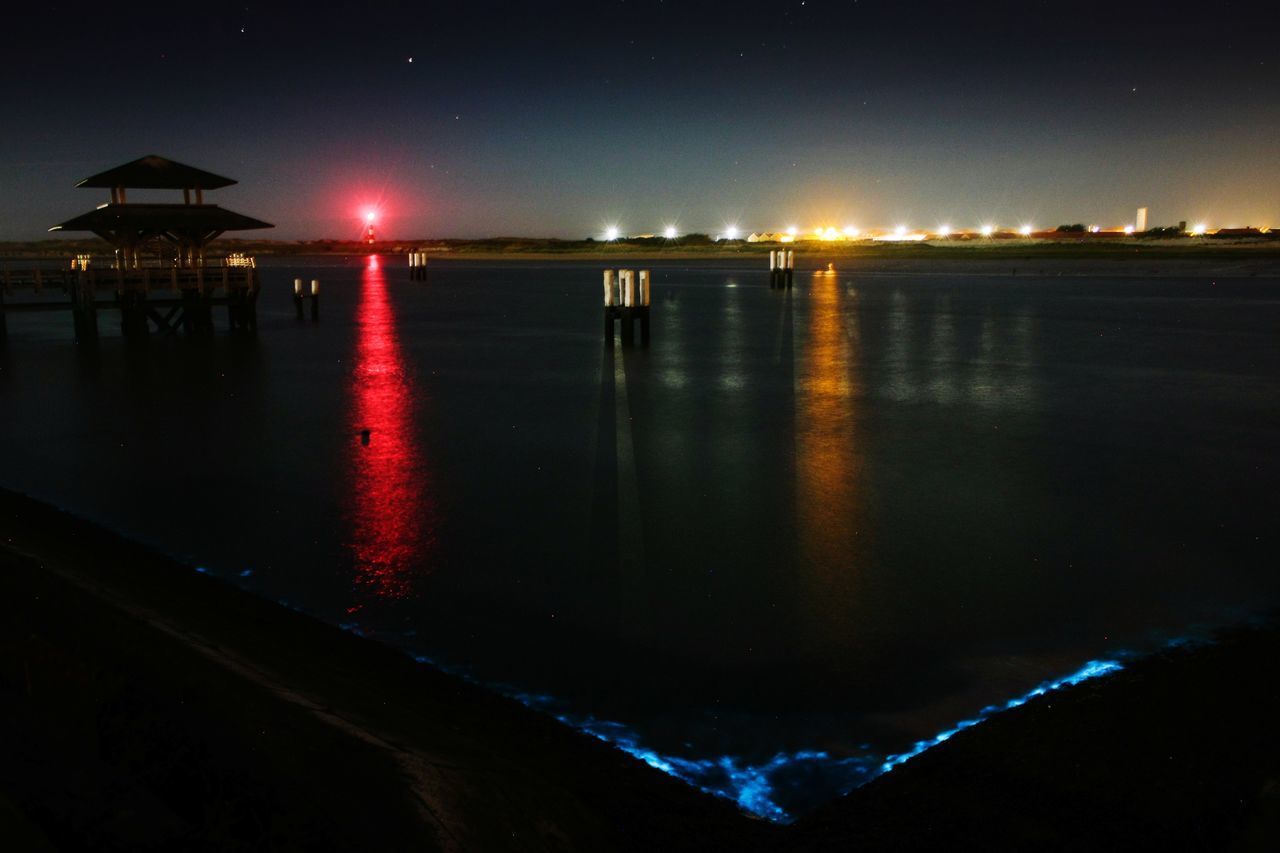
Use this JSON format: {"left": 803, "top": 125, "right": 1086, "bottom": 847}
{"left": 75, "top": 156, "right": 236, "bottom": 190}
{"left": 50, "top": 203, "right": 273, "bottom": 234}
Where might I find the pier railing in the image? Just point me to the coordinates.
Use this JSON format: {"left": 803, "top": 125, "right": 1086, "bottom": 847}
{"left": 1, "top": 258, "right": 260, "bottom": 341}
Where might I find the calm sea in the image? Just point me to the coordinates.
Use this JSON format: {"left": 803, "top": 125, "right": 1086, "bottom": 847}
{"left": 2, "top": 256, "right": 1278, "bottom": 819}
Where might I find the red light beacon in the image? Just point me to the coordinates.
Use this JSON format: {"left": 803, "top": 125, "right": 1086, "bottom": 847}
{"left": 363, "top": 210, "right": 377, "bottom": 245}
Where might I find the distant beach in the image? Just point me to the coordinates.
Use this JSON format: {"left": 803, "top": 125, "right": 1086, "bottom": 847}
{"left": 5, "top": 236, "right": 1280, "bottom": 272}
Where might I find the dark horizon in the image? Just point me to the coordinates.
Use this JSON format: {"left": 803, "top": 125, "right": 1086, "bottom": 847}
{"left": 2, "top": 1, "right": 1277, "bottom": 241}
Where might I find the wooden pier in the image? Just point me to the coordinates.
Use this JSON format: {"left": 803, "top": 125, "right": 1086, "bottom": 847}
{"left": 0, "top": 261, "right": 259, "bottom": 341}
{"left": 2, "top": 155, "right": 275, "bottom": 343}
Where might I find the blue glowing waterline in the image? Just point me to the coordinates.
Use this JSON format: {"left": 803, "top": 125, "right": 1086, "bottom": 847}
{"left": 196, "top": 562, "right": 1131, "bottom": 824}
{"left": 875, "top": 658, "right": 1124, "bottom": 776}
{"left": 414, "top": 645, "right": 1125, "bottom": 824}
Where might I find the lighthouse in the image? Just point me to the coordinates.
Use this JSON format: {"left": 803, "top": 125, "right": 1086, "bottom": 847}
{"left": 364, "top": 211, "right": 377, "bottom": 245}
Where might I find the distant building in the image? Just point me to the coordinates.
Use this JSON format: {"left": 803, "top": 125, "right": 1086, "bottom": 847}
{"left": 1136, "top": 207, "right": 1148, "bottom": 232}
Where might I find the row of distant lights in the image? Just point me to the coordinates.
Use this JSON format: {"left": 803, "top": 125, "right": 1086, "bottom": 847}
{"left": 604, "top": 222, "right": 1211, "bottom": 240}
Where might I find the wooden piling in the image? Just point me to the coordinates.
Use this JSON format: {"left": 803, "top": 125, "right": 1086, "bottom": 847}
{"left": 294, "top": 278, "right": 305, "bottom": 320}
{"left": 119, "top": 289, "right": 148, "bottom": 338}
{"left": 409, "top": 251, "right": 428, "bottom": 281}
{"left": 71, "top": 273, "right": 98, "bottom": 343}
{"left": 639, "top": 269, "right": 651, "bottom": 344}
{"left": 245, "top": 268, "right": 259, "bottom": 332}
{"left": 310, "top": 279, "right": 320, "bottom": 321}
{"left": 602, "top": 268, "right": 650, "bottom": 347}
{"left": 620, "top": 270, "right": 635, "bottom": 345}
{"left": 767, "top": 250, "right": 795, "bottom": 288}
{"left": 603, "top": 269, "right": 616, "bottom": 344}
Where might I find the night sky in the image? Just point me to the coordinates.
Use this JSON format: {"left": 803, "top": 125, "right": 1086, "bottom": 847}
{"left": 3, "top": 1, "right": 1277, "bottom": 240}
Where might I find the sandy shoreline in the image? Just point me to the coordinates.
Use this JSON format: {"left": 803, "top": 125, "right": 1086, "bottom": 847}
{"left": 419, "top": 253, "right": 1280, "bottom": 278}
{"left": 2, "top": 488, "right": 1278, "bottom": 850}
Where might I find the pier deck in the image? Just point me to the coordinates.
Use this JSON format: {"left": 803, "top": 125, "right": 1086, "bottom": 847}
{"left": 0, "top": 262, "right": 259, "bottom": 340}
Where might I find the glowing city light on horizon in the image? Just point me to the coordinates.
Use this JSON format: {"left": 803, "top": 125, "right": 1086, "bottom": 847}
{"left": 587, "top": 215, "right": 1226, "bottom": 243}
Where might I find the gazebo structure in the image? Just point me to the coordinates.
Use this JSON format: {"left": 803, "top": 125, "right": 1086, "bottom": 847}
{"left": 50, "top": 155, "right": 273, "bottom": 270}
{"left": 3, "top": 155, "right": 275, "bottom": 340}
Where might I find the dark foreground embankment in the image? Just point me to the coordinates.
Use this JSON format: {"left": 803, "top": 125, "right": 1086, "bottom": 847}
{"left": 2, "top": 487, "right": 1278, "bottom": 851}
{"left": 790, "top": 629, "right": 1280, "bottom": 851}
{"left": 0, "top": 489, "right": 775, "bottom": 852}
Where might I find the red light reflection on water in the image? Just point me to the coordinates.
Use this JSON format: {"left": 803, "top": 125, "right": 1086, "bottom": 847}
{"left": 349, "top": 255, "right": 433, "bottom": 598}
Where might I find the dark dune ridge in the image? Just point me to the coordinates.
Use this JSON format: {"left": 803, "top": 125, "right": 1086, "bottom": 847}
{"left": 1, "top": 487, "right": 1277, "bottom": 850}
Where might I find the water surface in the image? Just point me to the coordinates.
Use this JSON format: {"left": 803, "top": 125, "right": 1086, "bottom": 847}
{"left": 2, "top": 256, "right": 1277, "bottom": 818}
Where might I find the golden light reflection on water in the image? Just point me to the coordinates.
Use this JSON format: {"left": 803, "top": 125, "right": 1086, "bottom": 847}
{"left": 348, "top": 256, "right": 435, "bottom": 599}
{"left": 795, "top": 271, "right": 864, "bottom": 643}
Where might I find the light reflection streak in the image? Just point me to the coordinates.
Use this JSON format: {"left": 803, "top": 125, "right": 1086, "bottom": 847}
{"left": 795, "top": 271, "right": 862, "bottom": 641}
{"left": 349, "top": 255, "right": 434, "bottom": 598}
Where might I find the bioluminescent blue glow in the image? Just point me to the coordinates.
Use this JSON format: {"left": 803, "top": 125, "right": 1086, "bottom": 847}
{"left": 408, "top": 649, "right": 1126, "bottom": 823}
{"left": 876, "top": 658, "right": 1124, "bottom": 776}
{"left": 545, "top": 715, "right": 875, "bottom": 823}
{"left": 189, "top": 563, "right": 1133, "bottom": 823}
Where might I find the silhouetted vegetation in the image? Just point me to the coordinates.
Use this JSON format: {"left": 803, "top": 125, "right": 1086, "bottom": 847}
{"left": 1140, "top": 226, "right": 1186, "bottom": 238}
{"left": 1055, "top": 224, "right": 1087, "bottom": 233}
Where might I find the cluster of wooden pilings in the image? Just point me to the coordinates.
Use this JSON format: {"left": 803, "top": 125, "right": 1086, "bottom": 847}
{"left": 293, "top": 279, "right": 320, "bottom": 320}
{"left": 408, "top": 252, "right": 428, "bottom": 281}
{"left": 603, "top": 268, "right": 651, "bottom": 346}
{"left": 0, "top": 262, "right": 259, "bottom": 343}
{"left": 770, "top": 250, "right": 795, "bottom": 288}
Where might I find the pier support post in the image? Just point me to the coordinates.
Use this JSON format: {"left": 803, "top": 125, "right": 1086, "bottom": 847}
{"left": 409, "top": 252, "right": 428, "bottom": 281}
{"left": 180, "top": 288, "right": 212, "bottom": 335}
{"left": 293, "top": 278, "right": 305, "bottom": 320}
{"left": 603, "top": 269, "right": 616, "bottom": 346}
{"left": 71, "top": 275, "right": 98, "bottom": 343}
{"left": 620, "top": 270, "right": 635, "bottom": 346}
{"left": 603, "top": 268, "right": 651, "bottom": 347}
{"left": 310, "top": 279, "right": 320, "bottom": 321}
{"left": 638, "top": 269, "right": 651, "bottom": 345}
{"left": 119, "top": 289, "right": 149, "bottom": 338}
{"left": 246, "top": 268, "right": 259, "bottom": 332}
{"left": 199, "top": 291, "right": 214, "bottom": 334}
